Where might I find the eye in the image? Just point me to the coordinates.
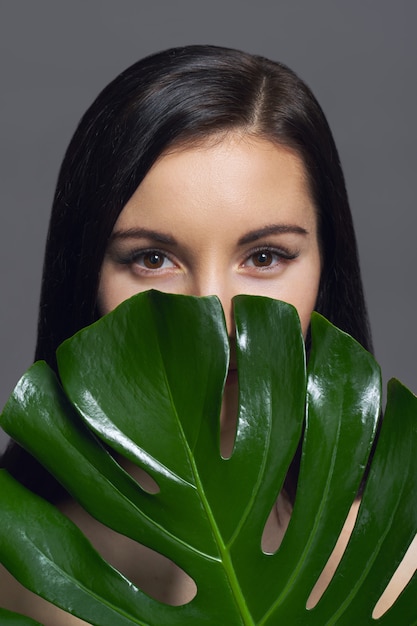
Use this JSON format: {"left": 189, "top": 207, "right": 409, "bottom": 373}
{"left": 133, "top": 250, "right": 175, "bottom": 271}
{"left": 249, "top": 251, "right": 275, "bottom": 267}
{"left": 243, "top": 247, "right": 298, "bottom": 270}
{"left": 141, "top": 251, "right": 166, "bottom": 269}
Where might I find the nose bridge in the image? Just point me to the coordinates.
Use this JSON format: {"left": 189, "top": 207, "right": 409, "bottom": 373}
{"left": 192, "top": 266, "right": 236, "bottom": 336}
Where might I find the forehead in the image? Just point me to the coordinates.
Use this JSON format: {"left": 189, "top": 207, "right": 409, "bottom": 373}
{"left": 115, "top": 134, "right": 316, "bottom": 234}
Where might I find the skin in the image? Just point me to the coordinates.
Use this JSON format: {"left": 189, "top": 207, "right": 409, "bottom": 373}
{"left": 98, "top": 134, "right": 321, "bottom": 332}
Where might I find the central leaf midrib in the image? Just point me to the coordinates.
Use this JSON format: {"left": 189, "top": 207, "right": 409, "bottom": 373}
{"left": 160, "top": 363, "right": 255, "bottom": 625}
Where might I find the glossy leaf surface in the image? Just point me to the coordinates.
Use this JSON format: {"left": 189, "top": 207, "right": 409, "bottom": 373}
{"left": 0, "top": 291, "right": 416, "bottom": 625}
{"left": 0, "top": 608, "right": 42, "bottom": 625}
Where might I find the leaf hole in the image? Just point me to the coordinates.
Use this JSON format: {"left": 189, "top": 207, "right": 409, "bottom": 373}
{"left": 118, "top": 458, "right": 160, "bottom": 494}
{"left": 261, "top": 448, "right": 301, "bottom": 554}
{"left": 219, "top": 371, "right": 239, "bottom": 459}
{"left": 107, "top": 538, "right": 197, "bottom": 606}
{"left": 130, "top": 465, "right": 160, "bottom": 494}
{"left": 306, "top": 498, "right": 360, "bottom": 608}
{"left": 372, "top": 532, "right": 417, "bottom": 618}
{"left": 262, "top": 492, "right": 293, "bottom": 554}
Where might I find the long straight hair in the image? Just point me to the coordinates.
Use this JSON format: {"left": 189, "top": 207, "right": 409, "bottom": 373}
{"left": 2, "top": 45, "right": 373, "bottom": 502}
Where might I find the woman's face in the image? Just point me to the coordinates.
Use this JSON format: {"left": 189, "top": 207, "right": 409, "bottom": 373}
{"left": 98, "top": 134, "right": 321, "bottom": 337}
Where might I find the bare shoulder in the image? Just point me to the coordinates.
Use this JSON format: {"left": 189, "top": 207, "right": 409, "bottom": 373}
{"left": 0, "top": 563, "right": 88, "bottom": 625}
{"left": 0, "top": 563, "right": 21, "bottom": 609}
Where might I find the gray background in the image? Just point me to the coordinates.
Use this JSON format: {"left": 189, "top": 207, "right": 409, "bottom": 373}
{"left": 1, "top": 1, "right": 416, "bottom": 451}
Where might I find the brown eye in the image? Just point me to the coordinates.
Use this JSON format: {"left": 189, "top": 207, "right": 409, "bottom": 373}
{"left": 251, "top": 251, "right": 274, "bottom": 267}
{"left": 143, "top": 252, "right": 164, "bottom": 269}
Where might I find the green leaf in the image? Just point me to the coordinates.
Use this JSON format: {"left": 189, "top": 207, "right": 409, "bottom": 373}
{"left": 0, "top": 607, "right": 42, "bottom": 625}
{"left": 1, "top": 291, "right": 416, "bottom": 625}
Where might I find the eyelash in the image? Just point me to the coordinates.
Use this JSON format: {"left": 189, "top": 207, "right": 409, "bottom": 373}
{"left": 113, "top": 245, "right": 299, "bottom": 274}
{"left": 241, "top": 245, "right": 299, "bottom": 269}
{"left": 114, "top": 248, "right": 177, "bottom": 271}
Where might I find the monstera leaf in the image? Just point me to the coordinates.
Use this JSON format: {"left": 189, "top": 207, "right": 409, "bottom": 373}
{"left": 0, "top": 291, "right": 416, "bottom": 625}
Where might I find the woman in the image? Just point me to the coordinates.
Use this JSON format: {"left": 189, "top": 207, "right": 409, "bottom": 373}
{"left": 2, "top": 45, "right": 408, "bottom": 624}
{"left": 2, "top": 44, "right": 372, "bottom": 495}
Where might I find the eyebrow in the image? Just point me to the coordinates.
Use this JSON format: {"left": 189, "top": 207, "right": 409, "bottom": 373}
{"left": 110, "top": 227, "right": 177, "bottom": 245}
{"left": 109, "top": 223, "right": 309, "bottom": 247}
{"left": 237, "top": 224, "right": 309, "bottom": 245}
